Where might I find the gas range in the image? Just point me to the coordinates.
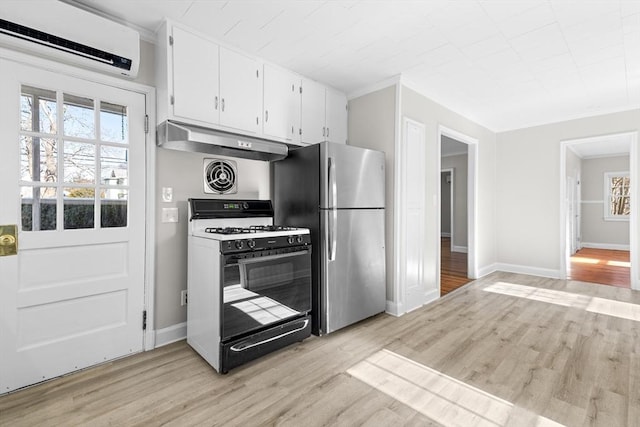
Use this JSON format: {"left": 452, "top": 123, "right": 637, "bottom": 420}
{"left": 188, "top": 199, "right": 310, "bottom": 253}
{"left": 186, "top": 198, "right": 312, "bottom": 373}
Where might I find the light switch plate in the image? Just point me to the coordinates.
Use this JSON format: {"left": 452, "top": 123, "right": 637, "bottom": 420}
{"left": 162, "top": 207, "right": 179, "bottom": 223}
{"left": 162, "top": 187, "right": 173, "bottom": 202}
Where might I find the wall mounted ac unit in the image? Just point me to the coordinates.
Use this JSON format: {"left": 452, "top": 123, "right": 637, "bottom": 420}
{"left": 0, "top": 1, "right": 140, "bottom": 78}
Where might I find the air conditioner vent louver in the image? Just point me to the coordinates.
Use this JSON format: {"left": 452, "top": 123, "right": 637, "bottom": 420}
{"left": 0, "top": 18, "right": 133, "bottom": 71}
{"left": 204, "top": 159, "right": 237, "bottom": 194}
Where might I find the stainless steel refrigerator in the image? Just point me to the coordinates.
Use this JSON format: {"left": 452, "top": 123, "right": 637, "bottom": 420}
{"left": 274, "top": 141, "right": 386, "bottom": 335}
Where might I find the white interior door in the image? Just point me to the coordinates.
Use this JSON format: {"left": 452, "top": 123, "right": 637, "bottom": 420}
{"left": 0, "top": 60, "right": 146, "bottom": 393}
{"left": 402, "top": 118, "right": 426, "bottom": 313}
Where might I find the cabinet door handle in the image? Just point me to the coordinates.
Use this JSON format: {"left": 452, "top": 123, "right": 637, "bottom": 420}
{"left": 215, "top": 96, "right": 218, "bottom": 110}
{"left": 323, "top": 127, "right": 326, "bottom": 137}
{"left": 256, "top": 117, "right": 259, "bottom": 125}
{"left": 327, "top": 127, "right": 330, "bottom": 138}
{"left": 265, "top": 110, "right": 268, "bottom": 122}
{"left": 292, "top": 126, "right": 294, "bottom": 134}
{"left": 221, "top": 98, "right": 225, "bottom": 112}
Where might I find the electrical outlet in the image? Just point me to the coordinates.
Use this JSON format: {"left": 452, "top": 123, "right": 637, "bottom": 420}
{"left": 180, "top": 290, "right": 188, "bottom": 306}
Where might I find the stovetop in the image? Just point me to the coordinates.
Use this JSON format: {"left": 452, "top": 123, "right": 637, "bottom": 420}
{"left": 205, "top": 225, "right": 300, "bottom": 235}
{"left": 188, "top": 198, "right": 309, "bottom": 242}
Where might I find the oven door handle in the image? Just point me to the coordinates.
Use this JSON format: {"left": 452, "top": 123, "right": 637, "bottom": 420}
{"left": 237, "top": 249, "right": 310, "bottom": 265}
{"left": 230, "top": 319, "right": 310, "bottom": 352}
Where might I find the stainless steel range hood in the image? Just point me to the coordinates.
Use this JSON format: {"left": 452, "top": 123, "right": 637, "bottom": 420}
{"left": 157, "top": 120, "right": 288, "bottom": 161}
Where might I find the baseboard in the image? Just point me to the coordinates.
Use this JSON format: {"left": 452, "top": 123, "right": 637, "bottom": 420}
{"left": 155, "top": 322, "right": 187, "bottom": 348}
{"left": 494, "top": 263, "right": 561, "bottom": 279}
{"left": 452, "top": 245, "right": 468, "bottom": 253}
{"left": 385, "top": 300, "right": 402, "bottom": 317}
{"left": 477, "top": 263, "right": 498, "bottom": 278}
{"left": 580, "top": 242, "right": 630, "bottom": 251}
{"left": 441, "top": 232, "right": 451, "bottom": 237}
{"left": 424, "top": 289, "right": 440, "bottom": 305}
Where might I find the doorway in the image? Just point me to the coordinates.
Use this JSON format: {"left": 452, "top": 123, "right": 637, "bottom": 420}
{"left": 560, "top": 132, "right": 637, "bottom": 290}
{"left": 438, "top": 127, "right": 476, "bottom": 296}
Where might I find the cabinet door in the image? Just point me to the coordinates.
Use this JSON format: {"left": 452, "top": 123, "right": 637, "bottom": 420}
{"left": 300, "top": 78, "right": 326, "bottom": 144}
{"left": 171, "top": 26, "right": 219, "bottom": 125}
{"left": 263, "top": 64, "right": 300, "bottom": 142}
{"left": 219, "top": 47, "right": 261, "bottom": 134}
{"left": 326, "top": 88, "right": 348, "bottom": 144}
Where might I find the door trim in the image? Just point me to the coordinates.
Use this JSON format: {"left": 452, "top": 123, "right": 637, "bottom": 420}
{"left": 559, "top": 132, "right": 638, "bottom": 290}
{"left": 0, "top": 46, "right": 157, "bottom": 350}
{"left": 437, "top": 125, "right": 479, "bottom": 297}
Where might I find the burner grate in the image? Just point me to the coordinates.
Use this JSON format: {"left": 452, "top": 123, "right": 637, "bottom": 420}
{"left": 204, "top": 225, "right": 299, "bottom": 235}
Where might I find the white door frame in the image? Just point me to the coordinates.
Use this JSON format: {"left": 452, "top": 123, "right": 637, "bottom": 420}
{"left": 441, "top": 168, "right": 454, "bottom": 249}
{"left": 437, "top": 125, "right": 478, "bottom": 296}
{"left": 0, "top": 47, "right": 157, "bottom": 349}
{"left": 559, "top": 132, "right": 638, "bottom": 290}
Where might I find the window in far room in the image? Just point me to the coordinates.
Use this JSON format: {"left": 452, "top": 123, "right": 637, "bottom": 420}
{"left": 604, "top": 171, "right": 630, "bottom": 220}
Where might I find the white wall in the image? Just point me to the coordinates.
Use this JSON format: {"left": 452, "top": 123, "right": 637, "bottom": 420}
{"left": 400, "top": 86, "right": 496, "bottom": 290}
{"left": 581, "top": 155, "right": 630, "bottom": 247}
{"left": 441, "top": 153, "right": 468, "bottom": 250}
{"left": 496, "top": 109, "right": 640, "bottom": 277}
{"left": 155, "top": 150, "right": 270, "bottom": 329}
{"left": 349, "top": 84, "right": 496, "bottom": 309}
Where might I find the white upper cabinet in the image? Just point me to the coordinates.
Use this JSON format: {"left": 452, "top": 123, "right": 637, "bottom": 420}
{"left": 301, "top": 78, "right": 348, "bottom": 145}
{"left": 300, "top": 78, "right": 326, "bottom": 145}
{"left": 219, "top": 47, "right": 261, "bottom": 134}
{"left": 326, "top": 88, "right": 348, "bottom": 145}
{"left": 263, "top": 64, "right": 300, "bottom": 142}
{"left": 165, "top": 25, "right": 220, "bottom": 125}
{"left": 157, "top": 20, "right": 347, "bottom": 145}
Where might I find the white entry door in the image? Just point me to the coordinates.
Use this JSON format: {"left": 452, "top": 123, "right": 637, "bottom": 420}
{"left": 0, "top": 60, "right": 146, "bottom": 393}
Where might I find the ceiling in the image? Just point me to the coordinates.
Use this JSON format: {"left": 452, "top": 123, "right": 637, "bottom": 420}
{"left": 68, "top": 0, "right": 640, "bottom": 132}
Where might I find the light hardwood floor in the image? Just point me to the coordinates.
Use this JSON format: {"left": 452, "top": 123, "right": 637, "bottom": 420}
{"left": 1, "top": 272, "right": 639, "bottom": 426}
{"left": 569, "top": 248, "right": 631, "bottom": 288}
{"left": 440, "top": 237, "right": 469, "bottom": 296}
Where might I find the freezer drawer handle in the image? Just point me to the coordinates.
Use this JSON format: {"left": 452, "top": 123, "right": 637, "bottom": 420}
{"left": 230, "top": 319, "right": 309, "bottom": 352}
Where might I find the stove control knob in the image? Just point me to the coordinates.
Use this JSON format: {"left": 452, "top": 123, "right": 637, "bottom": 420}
{"left": 242, "top": 202, "right": 249, "bottom": 210}
{"left": 247, "top": 239, "right": 256, "bottom": 249}
{"left": 296, "top": 235, "right": 303, "bottom": 243}
{"left": 235, "top": 240, "right": 244, "bottom": 250}
{"left": 287, "top": 236, "right": 295, "bottom": 245}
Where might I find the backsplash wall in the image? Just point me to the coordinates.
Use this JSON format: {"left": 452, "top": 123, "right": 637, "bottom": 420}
{"left": 154, "top": 147, "right": 270, "bottom": 331}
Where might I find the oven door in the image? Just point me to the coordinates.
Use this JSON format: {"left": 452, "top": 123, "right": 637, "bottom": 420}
{"left": 221, "top": 248, "right": 311, "bottom": 340}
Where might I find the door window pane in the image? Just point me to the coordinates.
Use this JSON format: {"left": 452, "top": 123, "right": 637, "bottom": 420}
{"left": 101, "top": 189, "right": 128, "bottom": 228}
{"left": 64, "top": 187, "right": 95, "bottom": 229}
{"left": 101, "top": 146, "right": 128, "bottom": 185}
{"left": 21, "top": 136, "right": 58, "bottom": 183}
{"left": 21, "top": 186, "right": 57, "bottom": 231}
{"left": 64, "top": 94, "right": 95, "bottom": 139}
{"left": 64, "top": 141, "right": 95, "bottom": 184}
{"left": 21, "top": 86, "right": 57, "bottom": 133}
{"left": 100, "top": 101, "right": 128, "bottom": 143}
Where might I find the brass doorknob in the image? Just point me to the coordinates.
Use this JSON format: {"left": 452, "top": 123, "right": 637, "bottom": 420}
{"left": 0, "top": 224, "right": 18, "bottom": 256}
{"left": 0, "top": 235, "right": 16, "bottom": 246}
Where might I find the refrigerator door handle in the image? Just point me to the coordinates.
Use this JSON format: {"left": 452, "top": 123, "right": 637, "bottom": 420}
{"left": 328, "top": 209, "right": 337, "bottom": 261}
{"left": 328, "top": 156, "right": 337, "bottom": 261}
{"left": 328, "top": 157, "right": 337, "bottom": 209}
